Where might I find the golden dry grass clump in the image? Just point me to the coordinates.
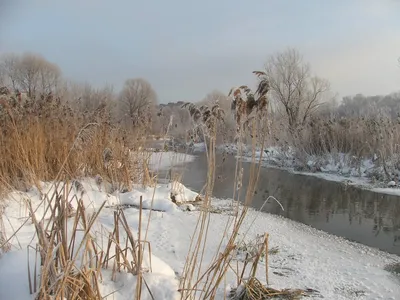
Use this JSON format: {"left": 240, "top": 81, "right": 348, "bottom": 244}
{"left": 0, "top": 91, "right": 151, "bottom": 195}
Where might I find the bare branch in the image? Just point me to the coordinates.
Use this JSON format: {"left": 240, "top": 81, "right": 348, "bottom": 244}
{"left": 263, "top": 48, "right": 330, "bottom": 130}
{"left": 0, "top": 53, "right": 61, "bottom": 97}
{"left": 118, "top": 78, "right": 157, "bottom": 129}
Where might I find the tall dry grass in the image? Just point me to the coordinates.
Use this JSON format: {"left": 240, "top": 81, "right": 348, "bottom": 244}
{"left": 178, "top": 72, "right": 290, "bottom": 299}
{"left": 0, "top": 91, "right": 159, "bottom": 299}
{"left": 0, "top": 72, "right": 301, "bottom": 300}
{"left": 0, "top": 91, "right": 150, "bottom": 194}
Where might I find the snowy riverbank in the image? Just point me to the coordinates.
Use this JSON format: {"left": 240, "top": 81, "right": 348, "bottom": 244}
{"left": 1, "top": 175, "right": 400, "bottom": 299}
{"left": 214, "top": 143, "right": 400, "bottom": 197}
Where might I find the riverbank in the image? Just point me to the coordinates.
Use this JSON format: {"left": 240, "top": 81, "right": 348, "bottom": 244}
{"left": 1, "top": 179, "right": 399, "bottom": 298}
{"left": 1, "top": 150, "right": 400, "bottom": 299}
{"left": 211, "top": 143, "right": 400, "bottom": 197}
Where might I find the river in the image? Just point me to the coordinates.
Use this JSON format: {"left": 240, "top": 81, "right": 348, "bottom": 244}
{"left": 166, "top": 152, "right": 400, "bottom": 256}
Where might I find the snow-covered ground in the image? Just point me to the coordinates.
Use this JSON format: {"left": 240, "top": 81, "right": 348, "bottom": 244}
{"left": 1, "top": 176, "right": 400, "bottom": 299}
{"left": 0, "top": 179, "right": 199, "bottom": 300}
{"left": 217, "top": 144, "right": 400, "bottom": 196}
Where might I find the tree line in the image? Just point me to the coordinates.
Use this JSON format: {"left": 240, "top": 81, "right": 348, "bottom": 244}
{"left": 0, "top": 53, "right": 158, "bottom": 135}
{"left": 1, "top": 49, "right": 399, "bottom": 146}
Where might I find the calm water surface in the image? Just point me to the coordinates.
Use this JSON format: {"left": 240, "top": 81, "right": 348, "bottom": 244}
{"left": 168, "top": 153, "right": 400, "bottom": 256}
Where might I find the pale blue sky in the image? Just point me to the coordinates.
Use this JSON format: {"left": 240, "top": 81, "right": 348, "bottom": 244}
{"left": 1, "top": 0, "right": 399, "bottom": 103}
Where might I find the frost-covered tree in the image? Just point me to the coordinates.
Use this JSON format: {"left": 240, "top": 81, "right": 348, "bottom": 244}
{"left": 264, "top": 48, "right": 330, "bottom": 131}
{"left": 0, "top": 53, "right": 61, "bottom": 97}
{"left": 118, "top": 78, "right": 157, "bottom": 129}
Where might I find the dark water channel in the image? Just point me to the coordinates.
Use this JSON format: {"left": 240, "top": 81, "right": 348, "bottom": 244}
{"left": 171, "top": 153, "right": 400, "bottom": 256}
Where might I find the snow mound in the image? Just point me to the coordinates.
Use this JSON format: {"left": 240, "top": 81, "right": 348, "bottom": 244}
{"left": 119, "top": 181, "right": 200, "bottom": 212}
{"left": 3, "top": 179, "right": 200, "bottom": 220}
{"left": 170, "top": 181, "right": 199, "bottom": 203}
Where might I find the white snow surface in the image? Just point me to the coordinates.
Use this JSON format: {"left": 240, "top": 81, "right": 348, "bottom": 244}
{"left": 1, "top": 180, "right": 400, "bottom": 299}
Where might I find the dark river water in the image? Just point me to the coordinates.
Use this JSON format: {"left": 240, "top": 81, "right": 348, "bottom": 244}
{"left": 166, "top": 153, "right": 400, "bottom": 256}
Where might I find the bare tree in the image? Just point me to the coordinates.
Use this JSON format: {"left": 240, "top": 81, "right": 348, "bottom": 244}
{"left": 0, "top": 67, "right": 5, "bottom": 88}
{"left": 264, "top": 48, "right": 330, "bottom": 130}
{"left": 65, "top": 82, "right": 114, "bottom": 112}
{"left": 197, "top": 90, "right": 237, "bottom": 142}
{"left": 37, "top": 57, "right": 61, "bottom": 95}
{"left": 198, "top": 90, "right": 231, "bottom": 110}
{"left": 0, "top": 53, "right": 61, "bottom": 97}
{"left": 119, "top": 78, "right": 157, "bottom": 129}
{"left": 0, "top": 53, "right": 19, "bottom": 90}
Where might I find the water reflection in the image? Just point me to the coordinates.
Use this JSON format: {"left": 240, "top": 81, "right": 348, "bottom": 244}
{"left": 177, "top": 153, "right": 400, "bottom": 255}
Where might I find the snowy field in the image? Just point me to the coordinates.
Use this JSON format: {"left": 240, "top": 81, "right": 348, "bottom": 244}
{"left": 1, "top": 174, "right": 400, "bottom": 299}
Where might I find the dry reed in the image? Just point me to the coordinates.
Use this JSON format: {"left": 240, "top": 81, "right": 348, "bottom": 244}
{"left": 0, "top": 71, "right": 312, "bottom": 300}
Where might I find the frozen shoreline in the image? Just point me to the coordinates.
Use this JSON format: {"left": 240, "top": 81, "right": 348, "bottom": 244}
{"left": 207, "top": 143, "right": 400, "bottom": 197}
{"left": 1, "top": 178, "right": 399, "bottom": 299}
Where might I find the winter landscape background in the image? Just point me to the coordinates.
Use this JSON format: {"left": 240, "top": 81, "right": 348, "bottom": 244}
{"left": 1, "top": 1, "right": 400, "bottom": 299}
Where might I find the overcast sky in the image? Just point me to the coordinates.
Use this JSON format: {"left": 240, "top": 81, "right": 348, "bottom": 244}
{"left": 1, "top": 0, "right": 399, "bottom": 103}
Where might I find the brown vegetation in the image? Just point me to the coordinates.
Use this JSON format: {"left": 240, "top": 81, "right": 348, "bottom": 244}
{"left": 0, "top": 54, "right": 159, "bottom": 195}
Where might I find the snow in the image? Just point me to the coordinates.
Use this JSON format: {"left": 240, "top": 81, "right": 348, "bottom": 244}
{"left": 97, "top": 271, "right": 179, "bottom": 300}
{"left": 372, "top": 188, "right": 400, "bottom": 196}
{"left": 0, "top": 249, "right": 180, "bottom": 300}
{"left": 1, "top": 179, "right": 400, "bottom": 299}
{"left": 119, "top": 181, "right": 199, "bottom": 211}
{"left": 12, "top": 179, "right": 200, "bottom": 217}
{"left": 388, "top": 181, "right": 397, "bottom": 187}
{"left": 0, "top": 251, "right": 36, "bottom": 300}
{"left": 0, "top": 179, "right": 195, "bottom": 300}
